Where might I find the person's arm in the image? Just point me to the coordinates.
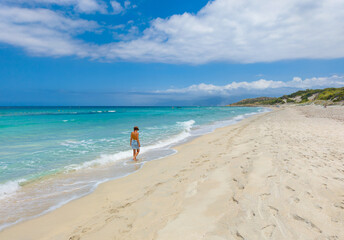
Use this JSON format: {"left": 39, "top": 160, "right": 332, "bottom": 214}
{"left": 137, "top": 133, "right": 140, "bottom": 147}
{"left": 130, "top": 133, "right": 132, "bottom": 146}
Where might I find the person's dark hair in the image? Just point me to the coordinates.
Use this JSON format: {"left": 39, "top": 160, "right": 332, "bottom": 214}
{"left": 134, "top": 126, "right": 139, "bottom": 131}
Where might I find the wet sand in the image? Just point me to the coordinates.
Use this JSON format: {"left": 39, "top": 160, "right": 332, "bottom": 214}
{"left": 1, "top": 105, "right": 343, "bottom": 240}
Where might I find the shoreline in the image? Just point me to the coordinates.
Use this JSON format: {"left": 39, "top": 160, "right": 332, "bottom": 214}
{"left": 0, "top": 107, "right": 268, "bottom": 233}
{"left": 1, "top": 105, "right": 343, "bottom": 239}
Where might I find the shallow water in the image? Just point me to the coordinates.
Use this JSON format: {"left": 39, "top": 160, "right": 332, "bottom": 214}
{"left": 0, "top": 106, "right": 268, "bottom": 230}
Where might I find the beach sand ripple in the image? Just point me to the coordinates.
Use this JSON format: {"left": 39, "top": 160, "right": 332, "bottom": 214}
{"left": 0, "top": 106, "right": 343, "bottom": 240}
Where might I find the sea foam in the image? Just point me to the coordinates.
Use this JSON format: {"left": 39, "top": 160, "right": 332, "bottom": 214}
{"left": 0, "top": 106, "right": 268, "bottom": 232}
{"left": 64, "top": 120, "right": 196, "bottom": 171}
{"left": 0, "top": 179, "right": 26, "bottom": 200}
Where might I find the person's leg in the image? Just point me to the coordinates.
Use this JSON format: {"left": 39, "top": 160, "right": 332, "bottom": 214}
{"left": 133, "top": 149, "right": 137, "bottom": 160}
{"left": 135, "top": 149, "right": 140, "bottom": 159}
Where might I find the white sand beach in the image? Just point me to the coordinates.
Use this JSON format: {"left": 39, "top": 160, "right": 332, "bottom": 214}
{"left": 1, "top": 105, "right": 343, "bottom": 240}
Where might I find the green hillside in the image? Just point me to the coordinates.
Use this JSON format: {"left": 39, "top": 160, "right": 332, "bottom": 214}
{"left": 229, "top": 87, "right": 344, "bottom": 106}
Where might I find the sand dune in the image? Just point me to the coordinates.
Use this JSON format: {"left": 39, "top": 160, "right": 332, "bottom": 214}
{"left": 0, "top": 106, "right": 343, "bottom": 240}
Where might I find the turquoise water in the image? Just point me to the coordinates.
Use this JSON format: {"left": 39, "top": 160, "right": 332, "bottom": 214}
{"left": 0, "top": 106, "right": 266, "bottom": 230}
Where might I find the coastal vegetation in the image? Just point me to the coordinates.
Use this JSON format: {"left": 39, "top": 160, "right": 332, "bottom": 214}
{"left": 229, "top": 87, "right": 344, "bottom": 106}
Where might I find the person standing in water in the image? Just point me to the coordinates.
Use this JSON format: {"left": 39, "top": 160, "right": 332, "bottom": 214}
{"left": 130, "top": 126, "right": 140, "bottom": 161}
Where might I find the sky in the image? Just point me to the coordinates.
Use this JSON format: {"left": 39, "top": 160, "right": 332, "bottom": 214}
{"left": 0, "top": 0, "right": 344, "bottom": 106}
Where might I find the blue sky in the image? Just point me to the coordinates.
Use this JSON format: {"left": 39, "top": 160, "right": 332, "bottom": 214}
{"left": 0, "top": 0, "right": 344, "bottom": 106}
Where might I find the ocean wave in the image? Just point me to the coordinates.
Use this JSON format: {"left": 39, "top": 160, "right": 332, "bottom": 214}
{"left": 60, "top": 139, "right": 95, "bottom": 148}
{"left": 60, "top": 138, "right": 118, "bottom": 149}
{"left": 141, "top": 119, "right": 195, "bottom": 151}
{"left": 61, "top": 111, "right": 268, "bottom": 172}
{"left": 145, "top": 126, "right": 168, "bottom": 130}
{"left": 65, "top": 150, "right": 133, "bottom": 171}
{"left": 0, "top": 165, "right": 8, "bottom": 170}
{"left": 0, "top": 179, "right": 26, "bottom": 200}
{"left": 64, "top": 120, "right": 196, "bottom": 171}
{"left": 177, "top": 119, "right": 195, "bottom": 132}
{"left": 2, "top": 110, "right": 117, "bottom": 117}
{"left": 0, "top": 108, "right": 269, "bottom": 232}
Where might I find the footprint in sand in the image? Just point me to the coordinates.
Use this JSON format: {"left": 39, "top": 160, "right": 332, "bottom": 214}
{"left": 327, "top": 236, "right": 339, "bottom": 240}
{"left": 235, "top": 231, "right": 244, "bottom": 240}
{"left": 285, "top": 185, "right": 295, "bottom": 192}
{"left": 199, "top": 174, "right": 208, "bottom": 182}
{"left": 292, "top": 214, "right": 322, "bottom": 233}
{"left": 268, "top": 206, "right": 279, "bottom": 216}
{"left": 69, "top": 235, "right": 80, "bottom": 240}
{"left": 236, "top": 182, "right": 245, "bottom": 190}
{"left": 82, "top": 227, "right": 91, "bottom": 233}
{"left": 261, "top": 224, "right": 276, "bottom": 239}
{"left": 333, "top": 201, "right": 344, "bottom": 210}
{"left": 306, "top": 191, "right": 314, "bottom": 198}
{"left": 260, "top": 193, "right": 271, "bottom": 198}
{"left": 231, "top": 196, "right": 239, "bottom": 204}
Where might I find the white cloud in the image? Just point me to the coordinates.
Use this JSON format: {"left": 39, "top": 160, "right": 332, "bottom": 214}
{"left": 100, "top": 0, "right": 344, "bottom": 63}
{"left": 110, "top": 0, "right": 124, "bottom": 14}
{"left": 76, "top": 0, "right": 106, "bottom": 13}
{"left": 157, "top": 75, "right": 344, "bottom": 96}
{"left": 1, "top": 0, "right": 344, "bottom": 64}
{"left": 0, "top": 6, "right": 99, "bottom": 32}
{"left": 0, "top": 5, "right": 99, "bottom": 56}
{"left": 6, "top": 0, "right": 107, "bottom": 13}
{"left": 110, "top": 0, "right": 135, "bottom": 14}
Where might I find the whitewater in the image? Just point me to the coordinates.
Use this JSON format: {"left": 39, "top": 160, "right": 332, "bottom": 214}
{"left": 0, "top": 106, "right": 269, "bottom": 230}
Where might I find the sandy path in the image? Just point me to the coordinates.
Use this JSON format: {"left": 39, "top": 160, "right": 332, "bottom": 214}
{"left": 0, "top": 106, "right": 343, "bottom": 240}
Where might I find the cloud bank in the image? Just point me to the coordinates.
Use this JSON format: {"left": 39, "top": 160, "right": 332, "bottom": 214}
{"left": 98, "top": 75, "right": 344, "bottom": 105}
{"left": 158, "top": 75, "right": 344, "bottom": 95}
{"left": 151, "top": 75, "right": 344, "bottom": 106}
{"left": 0, "top": 0, "right": 344, "bottom": 64}
{"left": 2, "top": 75, "right": 343, "bottom": 106}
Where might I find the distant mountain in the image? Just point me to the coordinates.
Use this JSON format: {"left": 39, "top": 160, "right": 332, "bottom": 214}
{"left": 228, "top": 87, "right": 344, "bottom": 106}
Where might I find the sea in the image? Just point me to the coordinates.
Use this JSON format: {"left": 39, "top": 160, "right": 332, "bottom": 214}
{"left": 0, "top": 106, "right": 268, "bottom": 230}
